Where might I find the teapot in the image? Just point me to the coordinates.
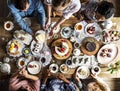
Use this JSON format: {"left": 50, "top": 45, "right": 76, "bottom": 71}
{"left": 101, "top": 19, "right": 113, "bottom": 29}
{"left": 0, "top": 62, "right": 11, "bottom": 74}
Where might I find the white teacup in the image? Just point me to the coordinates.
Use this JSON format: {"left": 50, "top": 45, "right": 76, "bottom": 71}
{"left": 4, "top": 21, "right": 14, "bottom": 31}
{"left": 91, "top": 66, "right": 101, "bottom": 75}
{"left": 73, "top": 48, "right": 81, "bottom": 56}
{"left": 17, "top": 59, "right": 26, "bottom": 68}
{"left": 4, "top": 57, "right": 10, "bottom": 63}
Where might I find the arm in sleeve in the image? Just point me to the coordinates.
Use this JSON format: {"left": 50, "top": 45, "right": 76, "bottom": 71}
{"left": 41, "top": 84, "right": 47, "bottom": 91}
{"left": 74, "top": 79, "right": 83, "bottom": 90}
{"left": 9, "top": 76, "right": 21, "bottom": 91}
{"left": 12, "top": 12, "right": 33, "bottom": 34}
{"left": 37, "top": 2, "right": 46, "bottom": 27}
{"left": 68, "top": 81, "right": 76, "bottom": 91}
{"left": 63, "top": 2, "right": 81, "bottom": 19}
{"left": 7, "top": 0, "right": 32, "bottom": 34}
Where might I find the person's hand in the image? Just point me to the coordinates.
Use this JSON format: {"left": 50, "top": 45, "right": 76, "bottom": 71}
{"left": 45, "top": 18, "right": 51, "bottom": 29}
{"left": 49, "top": 30, "right": 53, "bottom": 37}
{"left": 91, "top": 73, "right": 97, "bottom": 78}
{"left": 44, "top": 69, "right": 51, "bottom": 78}
{"left": 57, "top": 74, "right": 70, "bottom": 83}
{"left": 73, "top": 73, "right": 80, "bottom": 82}
{"left": 57, "top": 74, "right": 66, "bottom": 80}
{"left": 42, "top": 26, "right": 46, "bottom": 31}
{"left": 19, "top": 67, "right": 28, "bottom": 78}
{"left": 49, "top": 25, "right": 58, "bottom": 37}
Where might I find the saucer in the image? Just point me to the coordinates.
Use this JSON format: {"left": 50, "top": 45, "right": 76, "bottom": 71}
{"left": 60, "top": 27, "right": 73, "bottom": 38}
{"left": 76, "top": 66, "right": 90, "bottom": 79}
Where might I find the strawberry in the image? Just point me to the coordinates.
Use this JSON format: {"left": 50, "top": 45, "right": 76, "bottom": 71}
{"left": 14, "top": 45, "right": 18, "bottom": 49}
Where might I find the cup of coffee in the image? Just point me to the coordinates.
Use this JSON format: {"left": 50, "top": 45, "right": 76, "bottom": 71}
{"left": 18, "top": 59, "right": 25, "bottom": 68}
{"left": 40, "top": 57, "right": 46, "bottom": 63}
{"left": 4, "top": 21, "right": 14, "bottom": 31}
{"left": 49, "top": 63, "right": 58, "bottom": 73}
{"left": 74, "top": 42, "right": 80, "bottom": 48}
{"left": 91, "top": 66, "right": 101, "bottom": 75}
{"left": 76, "top": 24, "right": 82, "bottom": 30}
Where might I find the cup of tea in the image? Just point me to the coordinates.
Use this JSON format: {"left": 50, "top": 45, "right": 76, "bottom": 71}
{"left": 4, "top": 21, "right": 14, "bottom": 31}
{"left": 17, "top": 59, "right": 26, "bottom": 68}
{"left": 76, "top": 24, "right": 82, "bottom": 30}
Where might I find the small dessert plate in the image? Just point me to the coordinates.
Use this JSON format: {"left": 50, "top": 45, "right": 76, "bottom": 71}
{"left": 60, "top": 64, "right": 70, "bottom": 74}
{"left": 84, "top": 23, "right": 102, "bottom": 37}
{"left": 97, "top": 44, "right": 118, "bottom": 64}
{"left": 27, "top": 61, "right": 41, "bottom": 75}
{"left": 76, "top": 66, "right": 90, "bottom": 79}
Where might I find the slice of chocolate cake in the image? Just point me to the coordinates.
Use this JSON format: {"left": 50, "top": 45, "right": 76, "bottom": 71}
{"left": 86, "top": 42, "right": 96, "bottom": 52}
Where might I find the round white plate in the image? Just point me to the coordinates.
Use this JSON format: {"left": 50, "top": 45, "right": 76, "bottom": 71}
{"left": 97, "top": 44, "right": 118, "bottom": 64}
{"left": 39, "top": 53, "right": 51, "bottom": 67}
{"left": 60, "top": 27, "right": 73, "bottom": 38}
{"left": 7, "top": 39, "right": 25, "bottom": 57}
{"left": 60, "top": 64, "right": 70, "bottom": 74}
{"left": 84, "top": 23, "right": 102, "bottom": 37}
{"left": 49, "top": 63, "right": 59, "bottom": 73}
{"left": 30, "top": 40, "right": 43, "bottom": 57}
{"left": 27, "top": 61, "right": 41, "bottom": 75}
{"left": 76, "top": 66, "right": 90, "bottom": 79}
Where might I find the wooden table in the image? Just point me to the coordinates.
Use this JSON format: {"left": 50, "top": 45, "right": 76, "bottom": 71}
{"left": 0, "top": 17, "right": 120, "bottom": 79}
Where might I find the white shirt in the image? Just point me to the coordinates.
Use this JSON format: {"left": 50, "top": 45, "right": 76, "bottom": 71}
{"left": 44, "top": 0, "right": 81, "bottom": 19}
